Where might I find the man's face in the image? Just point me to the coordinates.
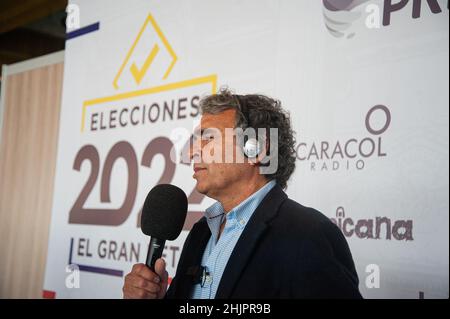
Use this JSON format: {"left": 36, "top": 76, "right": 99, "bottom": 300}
{"left": 190, "top": 109, "right": 248, "bottom": 199}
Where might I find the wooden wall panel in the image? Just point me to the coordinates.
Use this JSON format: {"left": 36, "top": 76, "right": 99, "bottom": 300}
{"left": 0, "top": 62, "right": 63, "bottom": 298}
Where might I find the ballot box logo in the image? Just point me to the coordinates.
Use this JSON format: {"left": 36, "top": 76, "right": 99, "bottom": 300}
{"left": 112, "top": 13, "right": 177, "bottom": 90}
{"left": 80, "top": 12, "right": 217, "bottom": 132}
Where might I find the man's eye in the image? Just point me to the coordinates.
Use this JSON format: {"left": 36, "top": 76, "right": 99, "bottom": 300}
{"left": 203, "top": 134, "right": 214, "bottom": 140}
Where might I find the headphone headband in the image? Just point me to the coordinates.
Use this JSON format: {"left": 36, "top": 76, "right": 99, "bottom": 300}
{"left": 233, "top": 94, "right": 261, "bottom": 159}
{"left": 233, "top": 94, "right": 250, "bottom": 128}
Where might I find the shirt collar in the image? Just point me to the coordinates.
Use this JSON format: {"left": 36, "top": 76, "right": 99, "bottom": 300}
{"left": 204, "top": 180, "right": 276, "bottom": 242}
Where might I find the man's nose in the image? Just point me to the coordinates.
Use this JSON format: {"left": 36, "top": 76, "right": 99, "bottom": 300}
{"left": 189, "top": 137, "right": 201, "bottom": 162}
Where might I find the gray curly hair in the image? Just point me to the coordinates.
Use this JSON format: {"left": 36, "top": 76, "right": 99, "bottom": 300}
{"left": 199, "top": 88, "right": 296, "bottom": 189}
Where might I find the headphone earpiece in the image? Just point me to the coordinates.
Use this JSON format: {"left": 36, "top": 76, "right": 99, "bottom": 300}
{"left": 243, "top": 137, "right": 261, "bottom": 158}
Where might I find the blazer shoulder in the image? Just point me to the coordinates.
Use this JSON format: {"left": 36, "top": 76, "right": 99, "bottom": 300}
{"left": 278, "top": 198, "right": 334, "bottom": 229}
{"left": 274, "top": 197, "right": 360, "bottom": 290}
{"left": 274, "top": 198, "right": 350, "bottom": 253}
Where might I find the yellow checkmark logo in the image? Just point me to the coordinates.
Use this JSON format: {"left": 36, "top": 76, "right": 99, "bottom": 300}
{"left": 130, "top": 44, "right": 159, "bottom": 85}
{"left": 113, "top": 13, "right": 177, "bottom": 90}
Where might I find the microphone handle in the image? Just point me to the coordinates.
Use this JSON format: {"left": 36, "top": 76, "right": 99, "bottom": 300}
{"left": 145, "top": 237, "right": 165, "bottom": 271}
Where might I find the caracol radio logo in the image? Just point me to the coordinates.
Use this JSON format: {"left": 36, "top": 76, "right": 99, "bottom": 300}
{"left": 296, "top": 105, "right": 391, "bottom": 172}
{"left": 322, "top": 0, "right": 371, "bottom": 38}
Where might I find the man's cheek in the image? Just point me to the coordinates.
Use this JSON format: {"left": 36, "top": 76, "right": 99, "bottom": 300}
{"left": 223, "top": 143, "right": 238, "bottom": 163}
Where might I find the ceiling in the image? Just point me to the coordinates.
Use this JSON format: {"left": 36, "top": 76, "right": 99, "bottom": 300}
{"left": 0, "top": 0, "right": 68, "bottom": 80}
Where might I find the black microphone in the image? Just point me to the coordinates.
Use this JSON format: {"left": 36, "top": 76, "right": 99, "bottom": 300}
{"left": 140, "top": 184, "right": 188, "bottom": 271}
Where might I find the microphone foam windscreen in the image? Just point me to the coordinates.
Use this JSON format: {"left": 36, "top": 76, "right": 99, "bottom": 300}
{"left": 141, "top": 184, "right": 188, "bottom": 240}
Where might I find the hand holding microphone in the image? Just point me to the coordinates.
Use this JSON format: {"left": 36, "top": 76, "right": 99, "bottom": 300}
{"left": 122, "top": 184, "right": 187, "bottom": 299}
{"left": 123, "top": 260, "right": 168, "bottom": 299}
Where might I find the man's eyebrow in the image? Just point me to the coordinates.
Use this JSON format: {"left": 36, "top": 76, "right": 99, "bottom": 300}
{"left": 194, "top": 127, "right": 219, "bottom": 135}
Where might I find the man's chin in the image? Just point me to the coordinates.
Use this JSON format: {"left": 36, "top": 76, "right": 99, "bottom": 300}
{"left": 194, "top": 181, "right": 208, "bottom": 195}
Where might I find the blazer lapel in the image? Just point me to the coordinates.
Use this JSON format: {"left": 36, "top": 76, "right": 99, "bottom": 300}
{"left": 215, "top": 185, "right": 288, "bottom": 299}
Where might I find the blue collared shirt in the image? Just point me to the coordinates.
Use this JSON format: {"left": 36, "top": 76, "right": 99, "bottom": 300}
{"left": 190, "top": 180, "right": 276, "bottom": 299}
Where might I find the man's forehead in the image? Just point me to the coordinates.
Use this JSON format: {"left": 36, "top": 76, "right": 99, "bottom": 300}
{"left": 196, "top": 109, "right": 236, "bottom": 131}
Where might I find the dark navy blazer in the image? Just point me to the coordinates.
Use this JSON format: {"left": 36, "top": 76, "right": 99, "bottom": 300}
{"left": 166, "top": 184, "right": 362, "bottom": 299}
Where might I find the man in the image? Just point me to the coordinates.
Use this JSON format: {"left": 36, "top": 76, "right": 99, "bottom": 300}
{"left": 122, "top": 89, "right": 362, "bottom": 299}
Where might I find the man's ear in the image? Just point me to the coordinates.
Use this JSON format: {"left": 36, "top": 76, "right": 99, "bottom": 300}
{"left": 248, "top": 137, "right": 269, "bottom": 166}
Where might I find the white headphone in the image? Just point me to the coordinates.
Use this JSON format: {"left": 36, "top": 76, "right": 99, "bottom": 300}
{"left": 243, "top": 137, "right": 261, "bottom": 158}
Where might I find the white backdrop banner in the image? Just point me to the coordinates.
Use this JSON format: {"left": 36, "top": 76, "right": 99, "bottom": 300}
{"left": 44, "top": 0, "right": 449, "bottom": 299}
